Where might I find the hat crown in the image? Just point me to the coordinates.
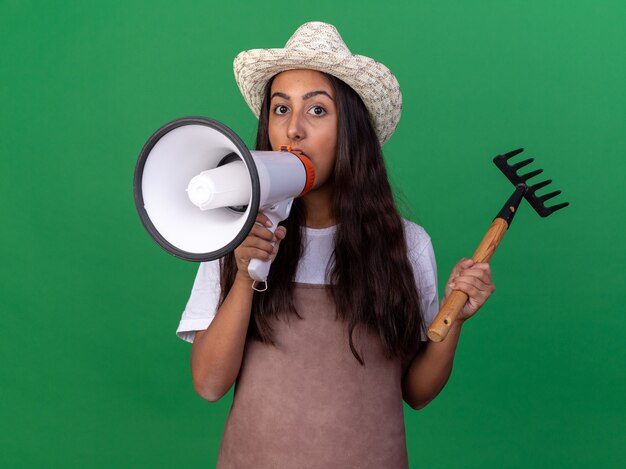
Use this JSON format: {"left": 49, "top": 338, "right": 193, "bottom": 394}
{"left": 284, "top": 22, "right": 351, "bottom": 55}
{"left": 233, "top": 21, "right": 402, "bottom": 145}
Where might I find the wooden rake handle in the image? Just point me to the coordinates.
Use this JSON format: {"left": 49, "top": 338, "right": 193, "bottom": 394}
{"left": 427, "top": 218, "right": 509, "bottom": 342}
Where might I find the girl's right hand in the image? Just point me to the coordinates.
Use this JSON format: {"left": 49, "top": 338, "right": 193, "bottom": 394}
{"left": 233, "top": 212, "right": 287, "bottom": 281}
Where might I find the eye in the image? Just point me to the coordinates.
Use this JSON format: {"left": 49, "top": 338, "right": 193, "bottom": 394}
{"left": 273, "top": 104, "right": 289, "bottom": 115}
{"left": 308, "top": 106, "right": 327, "bottom": 117}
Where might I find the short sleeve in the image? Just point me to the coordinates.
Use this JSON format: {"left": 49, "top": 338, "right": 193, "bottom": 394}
{"left": 176, "top": 260, "right": 221, "bottom": 343}
{"left": 403, "top": 220, "right": 439, "bottom": 341}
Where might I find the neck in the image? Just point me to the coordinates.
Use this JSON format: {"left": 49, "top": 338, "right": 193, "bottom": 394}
{"left": 301, "top": 183, "right": 335, "bottom": 228}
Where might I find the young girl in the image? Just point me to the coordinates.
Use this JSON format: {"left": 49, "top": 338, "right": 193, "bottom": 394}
{"left": 177, "top": 22, "right": 495, "bottom": 468}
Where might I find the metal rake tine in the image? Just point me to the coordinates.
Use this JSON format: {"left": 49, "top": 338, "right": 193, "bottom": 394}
{"left": 504, "top": 148, "right": 524, "bottom": 159}
{"left": 530, "top": 179, "right": 552, "bottom": 191}
{"left": 521, "top": 168, "right": 544, "bottom": 181}
{"left": 547, "top": 202, "right": 570, "bottom": 214}
{"left": 539, "top": 190, "right": 562, "bottom": 202}
{"left": 512, "top": 158, "right": 535, "bottom": 171}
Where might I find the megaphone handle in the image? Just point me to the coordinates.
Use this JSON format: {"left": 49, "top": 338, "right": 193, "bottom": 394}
{"left": 248, "top": 198, "right": 294, "bottom": 284}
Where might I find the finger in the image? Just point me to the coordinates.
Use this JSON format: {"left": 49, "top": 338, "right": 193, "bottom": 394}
{"left": 446, "top": 259, "right": 466, "bottom": 292}
{"left": 242, "top": 235, "right": 275, "bottom": 254}
{"left": 450, "top": 258, "right": 475, "bottom": 278}
{"left": 454, "top": 281, "right": 492, "bottom": 304}
{"left": 274, "top": 226, "right": 287, "bottom": 241}
{"left": 255, "top": 212, "right": 273, "bottom": 228}
{"left": 238, "top": 246, "right": 274, "bottom": 262}
{"left": 452, "top": 260, "right": 491, "bottom": 277}
{"left": 455, "top": 268, "right": 492, "bottom": 285}
{"left": 452, "top": 278, "right": 488, "bottom": 294}
{"left": 249, "top": 223, "right": 276, "bottom": 242}
{"left": 466, "top": 262, "right": 492, "bottom": 276}
{"left": 257, "top": 227, "right": 287, "bottom": 261}
{"left": 458, "top": 257, "right": 475, "bottom": 268}
{"left": 450, "top": 271, "right": 493, "bottom": 292}
{"left": 451, "top": 273, "right": 496, "bottom": 300}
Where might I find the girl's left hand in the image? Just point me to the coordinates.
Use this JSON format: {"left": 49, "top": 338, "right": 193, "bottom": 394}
{"left": 443, "top": 258, "right": 495, "bottom": 322}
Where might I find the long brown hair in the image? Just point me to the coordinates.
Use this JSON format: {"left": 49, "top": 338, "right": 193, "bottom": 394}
{"left": 220, "top": 73, "right": 424, "bottom": 364}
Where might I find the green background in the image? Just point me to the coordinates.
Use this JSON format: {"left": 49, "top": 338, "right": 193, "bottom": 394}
{"left": 1, "top": 0, "right": 624, "bottom": 467}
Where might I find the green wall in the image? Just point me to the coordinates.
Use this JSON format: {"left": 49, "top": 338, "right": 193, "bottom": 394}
{"left": 1, "top": 0, "right": 624, "bottom": 467}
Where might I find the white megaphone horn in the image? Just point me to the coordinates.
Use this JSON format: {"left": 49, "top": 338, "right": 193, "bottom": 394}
{"left": 134, "top": 116, "right": 315, "bottom": 285}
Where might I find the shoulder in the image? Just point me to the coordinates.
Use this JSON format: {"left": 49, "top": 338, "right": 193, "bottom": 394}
{"left": 184, "top": 259, "right": 221, "bottom": 294}
{"left": 176, "top": 260, "right": 222, "bottom": 343}
{"left": 401, "top": 219, "right": 432, "bottom": 256}
{"left": 402, "top": 219, "right": 439, "bottom": 331}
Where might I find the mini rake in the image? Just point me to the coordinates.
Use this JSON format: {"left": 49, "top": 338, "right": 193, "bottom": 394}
{"left": 427, "top": 148, "right": 569, "bottom": 342}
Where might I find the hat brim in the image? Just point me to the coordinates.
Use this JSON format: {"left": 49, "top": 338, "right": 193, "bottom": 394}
{"left": 233, "top": 48, "right": 402, "bottom": 145}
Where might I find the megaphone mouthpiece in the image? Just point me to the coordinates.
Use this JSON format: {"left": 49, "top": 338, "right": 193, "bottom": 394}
{"left": 279, "top": 145, "right": 316, "bottom": 196}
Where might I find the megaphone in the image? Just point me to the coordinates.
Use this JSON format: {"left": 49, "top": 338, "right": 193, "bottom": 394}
{"left": 133, "top": 116, "right": 315, "bottom": 284}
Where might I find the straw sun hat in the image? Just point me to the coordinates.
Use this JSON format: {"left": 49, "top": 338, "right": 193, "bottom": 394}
{"left": 233, "top": 21, "right": 402, "bottom": 145}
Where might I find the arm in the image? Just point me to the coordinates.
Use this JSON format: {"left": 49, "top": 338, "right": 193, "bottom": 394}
{"left": 402, "top": 258, "right": 494, "bottom": 409}
{"left": 402, "top": 319, "right": 463, "bottom": 410}
{"left": 190, "top": 214, "right": 286, "bottom": 402}
{"left": 190, "top": 273, "right": 254, "bottom": 402}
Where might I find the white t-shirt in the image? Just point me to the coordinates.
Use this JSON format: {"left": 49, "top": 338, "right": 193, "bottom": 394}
{"left": 176, "top": 219, "right": 439, "bottom": 343}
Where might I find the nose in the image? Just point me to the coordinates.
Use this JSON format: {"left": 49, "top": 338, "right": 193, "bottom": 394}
{"left": 286, "top": 113, "right": 305, "bottom": 142}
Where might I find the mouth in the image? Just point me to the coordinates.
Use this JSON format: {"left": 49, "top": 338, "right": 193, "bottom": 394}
{"left": 278, "top": 144, "right": 305, "bottom": 155}
{"left": 290, "top": 148, "right": 309, "bottom": 159}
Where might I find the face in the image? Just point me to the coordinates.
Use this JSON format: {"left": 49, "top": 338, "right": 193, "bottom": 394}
{"left": 268, "top": 69, "right": 338, "bottom": 191}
